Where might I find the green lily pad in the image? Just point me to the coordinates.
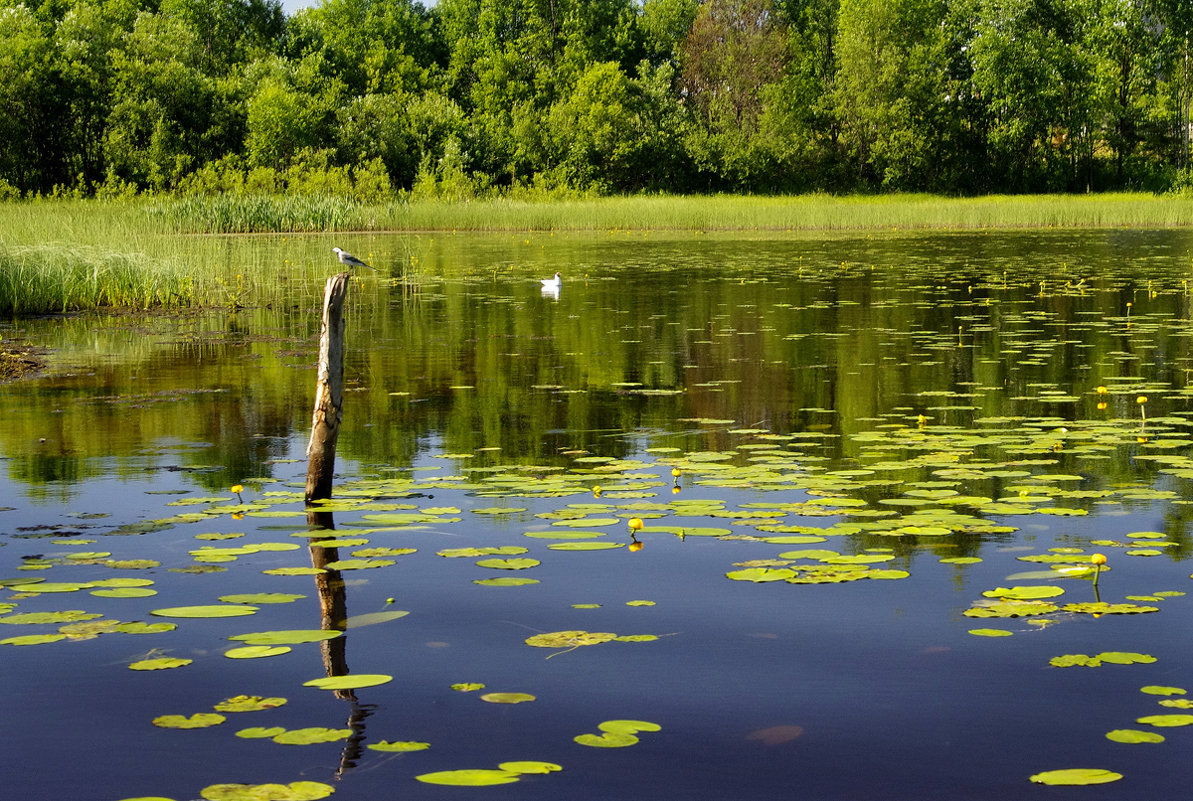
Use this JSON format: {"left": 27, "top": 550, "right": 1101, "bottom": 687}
{"left": 546, "top": 542, "right": 625, "bottom": 551}
{"left": 91, "top": 588, "right": 158, "bottom": 598}
{"left": 1, "top": 633, "right": 67, "bottom": 645}
{"left": 473, "top": 577, "right": 540, "bottom": 587}
{"left": 367, "top": 740, "right": 430, "bottom": 752}
{"left": 498, "top": 761, "right": 562, "bottom": 774}
{"left": 213, "top": 695, "right": 287, "bottom": 712}
{"left": 415, "top": 769, "right": 519, "bottom": 786}
{"left": 345, "top": 611, "right": 409, "bottom": 628}
{"left": 199, "top": 781, "right": 334, "bottom": 800}
{"left": 451, "top": 682, "right": 486, "bottom": 692}
{"left": 599, "top": 720, "right": 661, "bottom": 734}
{"left": 153, "top": 713, "right": 226, "bottom": 729}
{"left": 982, "top": 585, "right": 1065, "bottom": 600}
{"left": 968, "top": 628, "right": 1013, "bottom": 637}
{"left": 575, "top": 732, "right": 639, "bottom": 748}
{"left": 218, "top": 593, "right": 305, "bottom": 605}
{"left": 1136, "top": 714, "right": 1193, "bottom": 727}
{"left": 303, "top": 674, "right": 393, "bottom": 690}
{"left": 235, "top": 727, "right": 288, "bottom": 739}
{"left": 475, "top": 558, "right": 540, "bottom": 570}
{"left": 0, "top": 610, "right": 102, "bottom": 625}
{"left": 480, "top": 692, "right": 536, "bottom": 704}
{"left": 525, "top": 630, "right": 618, "bottom": 648}
{"left": 1141, "top": 686, "right": 1186, "bottom": 696}
{"left": 151, "top": 605, "right": 258, "bottom": 619}
{"left": 262, "top": 567, "right": 326, "bottom": 576}
{"left": 225, "top": 645, "right": 291, "bottom": 659}
{"left": 230, "top": 630, "right": 342, "bottom": 646}
{"left": 129, "top": 657, "right": 193, "bottom": 670}
{"left": 1029, "top": 768, "right": 1123, "bottom": 786}
{"left": 113, "top": 622, "right": 176, "bottom": 635}
{"left": 272, "top": 727, "right": 353, "bottom": 745}
{"left": 1106, "top": 729, "right": 1165, "bottom": 743}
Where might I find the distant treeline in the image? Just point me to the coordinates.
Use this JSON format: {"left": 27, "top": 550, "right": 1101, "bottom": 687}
{"left": 4, "top": 0, "right": 1193, "bottom": 198}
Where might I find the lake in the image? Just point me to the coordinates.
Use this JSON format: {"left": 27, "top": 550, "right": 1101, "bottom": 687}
{"left": 4, "top": 228, "right": 1193, "bottom": 800}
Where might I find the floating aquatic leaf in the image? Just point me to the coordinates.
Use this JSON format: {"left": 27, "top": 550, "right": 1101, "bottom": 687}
{"left": 218, "top": 593, "right": 304, "bottom": 605}
{"left": 1141, "top": 686, "right": 1186, "bottom": 696}
{"left": 480, "top": 692, "right": 536, "bottom": 704}
{"left": 546, "top": 542, "right": 624, "bottom": 551}
{"left": 1106, "top": 729, "right": 1165, "bottom": 743}
{"left": 152, "top": 713, "right": 226, "bottom": 729}
{"left": 415, "top": 770, "right": 519, "bottom": 786}
{"left": 599, "top": 720, "right": 661, "bottom": 734}
{"left": 16, "top": 582, "right": 94, "bottom": 593}
{"left": 964, "top": 601, "right": 1059, "bottom": 618}
{"left": 1029, "top": 769, "right": 1122, "bottom": 786}
{"left": 1061, "top": 602, "right": 1160, "bottom": 615}
{"left": 235, "top": 727, "right": 287, "bottom": 739}
{"left": 230, "top": 630, "right": 342, "bottom": 646}
{"left": 523, "top": 530, "right": 607, "bottom": 540}
{"left": 322, "top": 559, "right": 395, "bottom": 570}
{"left": 199, "top": 781, "right": 334, "bottom": 800}
{"left": 1, "top": 634, "right": 67, "bottom": 646}
{"left": 475, "top": 558, "right": 540, "bottom": 570}
{"left": 1099, "top": 652, "right": 1156, "bottom": 665}
{"left": 575, "top": 732, "right": 639, "bottom": 748}
{"left": 982, "top": 585, "right": 1065, "bottom": 600}
{"left": 0, "top": 610, "right": 102, "bottom": 625}
{"left": 262, "top": 567, "right": 325, "bottom": 576}
{"left": 473, "top": 577, "right": 540, "bottom": 587}
{"left": 272, "top": 727, "right": 352, "bottom": 745}
{"left": 438, "top": 546, "right": 528, "bottom": 558}
{"left": 451, "top": 683, "right": 485, "bottom": 692}
{"left": 367, "top": 740, "right": 430, "bottom": 752}
{"left": 151, "top": 605, "right": 258, "bottom": 619}
{"left": 1136, "top": 714, "right": 1193, "bottom": 727}
{"left": 303, "top": 674, "right": 393, "bottom": 690}
{"left": 214, "top": 695, "right": 287, "bottom": 712}
{"left": 525, "top": 631, "right": 618, "bottom": 648}
{"left": 497, "top": 761, "right": 562, "bottom": 774}
{"left": 614, "top": 634, "right": 660, "bottom": 642}
{"left": 225, "top": 645, "right": 291, "bottom": 659}
{"left": 113, "top": 622, "right": 176, "bottom": 635}
{"left": 626, "top": 600, "right": 655, "bottom": 607}
{"left": 968, "top": 629, "right": 1013, "bottom": 637}
{"left": 129, "top": 657, "right": 192, "bottom": 670}
{"left": 726, "top": 568, "right": 796, "bottom": 583}
{"left": 345, "top": 611, "right": 409, "bottom": 628}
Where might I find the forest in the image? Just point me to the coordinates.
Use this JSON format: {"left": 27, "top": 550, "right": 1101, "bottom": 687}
{"left": 3, "top": 0, "right": 1193, "bottom": 198}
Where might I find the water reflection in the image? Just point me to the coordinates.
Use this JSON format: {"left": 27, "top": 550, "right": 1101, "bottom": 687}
{"left": 4, "top": 230, "right": 1193, "bottom": 499}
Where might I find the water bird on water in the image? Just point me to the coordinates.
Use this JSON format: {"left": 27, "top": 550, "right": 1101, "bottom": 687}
{"left": 541, "top": 272, "right": 561, "bottom": 290}
{"left": 332, "top": 247, "right": 376, "bottom": 271}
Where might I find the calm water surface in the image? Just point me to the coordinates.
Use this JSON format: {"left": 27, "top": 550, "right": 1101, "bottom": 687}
{"left": 4, "top": 230, "right": 1193, "bottom": 800}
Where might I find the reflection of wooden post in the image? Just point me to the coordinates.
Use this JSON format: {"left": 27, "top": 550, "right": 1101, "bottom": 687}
{"left": 306, "top": 273, "right": 350, "bottom": 502}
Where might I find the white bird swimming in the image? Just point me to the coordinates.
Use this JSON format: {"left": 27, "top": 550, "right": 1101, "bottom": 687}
{"left": 332, "top": 247, "right": 376, "bottom": 271}
{"left": 541, "top": 272, "right": 561, "bottom": 290}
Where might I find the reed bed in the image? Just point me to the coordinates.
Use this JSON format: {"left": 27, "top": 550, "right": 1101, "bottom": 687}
{"left": 2, "top": 192, "right": 1191, "bottom": 316}
{"left": 0, "top": 244, "right": 195, "bottom": 315}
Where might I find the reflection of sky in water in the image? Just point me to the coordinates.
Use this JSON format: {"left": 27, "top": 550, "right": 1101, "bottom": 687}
{"left": 5, "top": 230, "right": 1193, "bottom": 799}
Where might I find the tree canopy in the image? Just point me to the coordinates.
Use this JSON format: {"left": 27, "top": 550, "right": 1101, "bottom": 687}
{"left": 2, "top": 0, "right": 1192, "bottom": 197}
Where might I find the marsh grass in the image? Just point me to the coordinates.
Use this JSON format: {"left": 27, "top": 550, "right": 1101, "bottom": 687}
{"left": 0, "top": 244, "right": 195, "bottom": 314}
{"left": 2, "top": 192, "right": 1191, "bottom": 315}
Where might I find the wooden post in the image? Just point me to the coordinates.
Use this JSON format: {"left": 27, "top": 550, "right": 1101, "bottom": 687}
{"left": 306, "top": 272, "right": 350, "bottom": 502}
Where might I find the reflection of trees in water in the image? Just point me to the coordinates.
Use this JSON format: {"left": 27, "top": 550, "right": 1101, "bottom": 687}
{"left": 307, "top": 509, "right": 374, "bottom": 779}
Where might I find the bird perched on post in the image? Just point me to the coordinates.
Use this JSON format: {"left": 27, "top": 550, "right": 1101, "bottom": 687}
{"left": 332, "top": 247, "right": 376, "bottom": 271}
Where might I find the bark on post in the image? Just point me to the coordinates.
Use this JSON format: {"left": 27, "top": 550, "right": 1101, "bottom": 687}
{"left": 306, "top": 272, "right": 350, "bottom": 502}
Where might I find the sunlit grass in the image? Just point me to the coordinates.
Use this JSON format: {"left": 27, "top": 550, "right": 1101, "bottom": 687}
{"left": 2, "top": 192, "right": 1191, "bottom": 314}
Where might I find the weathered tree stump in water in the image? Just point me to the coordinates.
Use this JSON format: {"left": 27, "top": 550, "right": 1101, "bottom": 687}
{"left": 305, "top": 272, "right": 350, "bottom": 502}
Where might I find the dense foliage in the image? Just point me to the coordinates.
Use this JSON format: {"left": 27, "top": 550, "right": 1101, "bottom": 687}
{"left": 3, "top": 0, "right": 1193, "bottom": 197}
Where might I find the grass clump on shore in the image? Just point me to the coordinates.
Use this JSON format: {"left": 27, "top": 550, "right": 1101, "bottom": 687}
{"left": 0, "top": 244, "right": 194, "bottom": 315}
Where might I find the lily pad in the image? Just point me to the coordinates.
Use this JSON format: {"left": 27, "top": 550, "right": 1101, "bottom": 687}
{"left": 303, "top": 674, "right": 393, "bottom": 690}
{"left": 225, "top": 645, "right": 291, "bottom": 659}
{"left": 152, "top": 713, "right": 226, "bottom": 729}
{"left": 473, "top": 577, "right": 540, "bottom": 587}
{"left": 1136, "top": 714, "right": 1193, "bottom": 727}
{"left": 151, "top": 605, "right": 258, "bottom": 619}
{"left": 218, "top": 593, "right": 304, "bottom": 605}
{"left": 129, "top": 657, "right": 192, "bottom": 670}
{"left": 230, "top": 630, "right": 342, "bottom": 646}
{"left": 199, "top": 781, "right": 334, "bottom": 800}
{"left": 272, "top": 727, "right": 352, "bottom": 745}
{"left": 415, "top": 770, "right": 519, "bottom": 786}
{"left": 367, "top": 740, "right": 430, "bottom": 752}
{"left": 480, "top": 692, "right": 536, "bottom": 704}
{"left": 1106, "top": 729, "right": 1165, "bottom": 743}
{"left": 213, "top": 695, "right": 288, "bottom": 712}
{"left": 1029, "top": 768, "right": 1123, "bottom": 786}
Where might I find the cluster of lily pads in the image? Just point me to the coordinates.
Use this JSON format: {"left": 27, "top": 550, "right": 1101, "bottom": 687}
{"left": 6, "top": 393, "right": 1193, "bottom": 796}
